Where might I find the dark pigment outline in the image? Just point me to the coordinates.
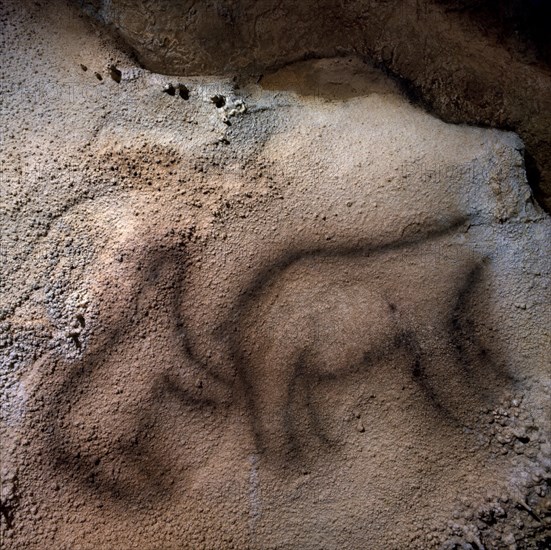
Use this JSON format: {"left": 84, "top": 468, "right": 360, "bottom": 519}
{"left": 38, "top": 216, "right": 514, "bottom": 502}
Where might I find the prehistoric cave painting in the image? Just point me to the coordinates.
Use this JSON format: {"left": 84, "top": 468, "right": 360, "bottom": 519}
{"left": 204, "top": 218, "right": 513, "bottom": 463}
{"left": 40, "top": 217, "right": 514, "bottom": 502}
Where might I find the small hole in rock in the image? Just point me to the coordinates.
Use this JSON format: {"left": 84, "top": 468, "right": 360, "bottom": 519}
{"left": 211, "top": 94, "right": 226, "bottom": 108}
{"left": 70, "top": 334, "right": 81, "bottom": 349}
{"left": 80, "top": 64, "right": 88, "bottom": 71}
{"left": 108, "top": 65, "right": 121, "bottom": 83}
{"left": 94, "top": 72, "right": 102, "bottom": 81}
{"left": 178, "top": 84, "right": 190, "bottom": 100}
{"left": 76, "top": 314, "right": 85, "bottom": 327}
{"left": 163, "top": 83, "right": 176, "bottom": 96}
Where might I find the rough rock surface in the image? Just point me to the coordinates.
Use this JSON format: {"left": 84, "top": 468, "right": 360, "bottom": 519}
{"left": 82, "top": 0, "right": 551, "bottom": 211}
{"left": 1, "top": 1, "right": 550, "bottom": 549}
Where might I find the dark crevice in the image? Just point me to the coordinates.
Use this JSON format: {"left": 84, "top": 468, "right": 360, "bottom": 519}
{"left": 524, "top": 149, "right": 548, "bottom": 213}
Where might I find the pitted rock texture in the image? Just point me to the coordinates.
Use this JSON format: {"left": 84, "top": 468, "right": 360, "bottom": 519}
{"left": 81, "top": 0, "right": 551, "bottom": 211}
{"left": 1, "top": 1, "right": 550, "bottom": 549}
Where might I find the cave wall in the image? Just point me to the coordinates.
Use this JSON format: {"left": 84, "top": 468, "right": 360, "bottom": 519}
{"left": 82, "top": 0, "right": 551, "bottom": 211}
{"left": 0, "top": 1, "right": 550, "bottom": 549}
